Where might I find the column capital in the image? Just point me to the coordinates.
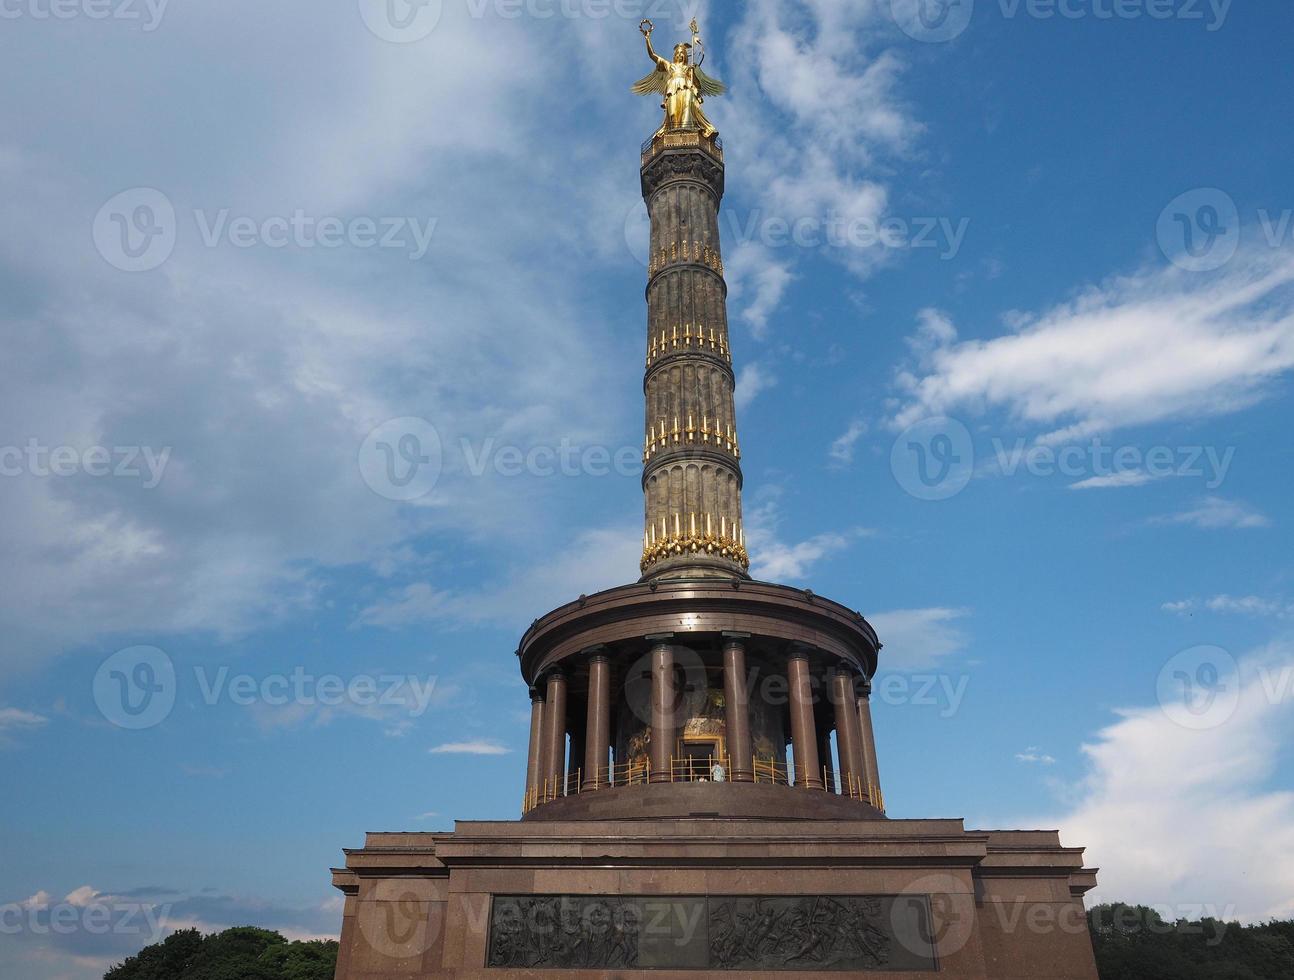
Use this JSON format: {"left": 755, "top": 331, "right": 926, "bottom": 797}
{"left": 787, "top": 641, "right": 815, "bottom": 661}
{"left": 857, "top": 677, "right": 874, "bottom": 698}
{"left": 529, "top": 687, "right": 545, "bottom": 703}
{"left": 721, "top": 632, "right": 751, "bottom": 646}
{"left": 645, "top": 632, "right": 674, "bottom": 645}
{"left": 582, "top": 645, "right": 610, "bottom": 664}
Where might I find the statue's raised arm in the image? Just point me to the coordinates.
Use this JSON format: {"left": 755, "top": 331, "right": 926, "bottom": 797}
{"left": 631, "top": 19, "right": 725, "bottom": 139}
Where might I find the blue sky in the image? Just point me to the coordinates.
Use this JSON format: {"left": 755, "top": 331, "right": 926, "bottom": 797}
{"left": 2, "top": 1, "right": 1293, "bottom": 976}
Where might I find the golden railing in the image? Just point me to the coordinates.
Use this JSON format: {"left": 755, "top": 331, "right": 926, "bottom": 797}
{"left": 523, "top": 755, "right": 885, "bottom": 814}
{"left": 646, "top": 323, "right": 731, "bottom": 367}
{"left": 648, "top": 239, "right": 724, "bottom": 277}
{"left": 641, "top": 128, "right": 724, "bottom": 163}
{"left": 643, "top": 417, "right": 740, "bottom": 462}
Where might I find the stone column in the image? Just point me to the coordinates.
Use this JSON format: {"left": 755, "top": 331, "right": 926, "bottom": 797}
{"left": 583, "top": 652, "right": 612, "bottom": 790}
{"left": 525, "top": 687, "right": 544, "bottom": 809}
{"left": 832, "top": 669, "right": 865, "bottom": 800}
{"left": 648, "top": 634, "right": 676, "bottom": 783}
{"left": 787, "top": 648, "right": 822, "bottom": 789}
{"left": 857, "top": 679, "right": 883, "bottom": 808}
{"left": 540, "top": 669, "right": 567, "bottom": 801}
{"left": 722, "top": 633, "right": 753, "bottom": 782}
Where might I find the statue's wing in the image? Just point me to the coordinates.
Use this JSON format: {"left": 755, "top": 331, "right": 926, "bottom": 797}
{"left": 695, "top": 67, "right": 727, "bottom": 97}
{"left": 631, "top": 67, "right": 668, "bottom": 96}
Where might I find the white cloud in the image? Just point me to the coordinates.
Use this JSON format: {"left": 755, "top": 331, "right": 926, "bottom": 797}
{"left": 744, "top": 495, "right": 869, "bottom": 581}
{"left": 357, "top": 525, "right": 641, "bottom": 630}
{"left": 828, "top": 418, "right": 868, "bottom": 465}
{"left": 717, "top": 1, "right": 923, "bottom": 330}
{"left": 725, "top": 242, "right": 794, "bottom": 338}
{"left": 750, "top": 531, "right": 854, "bottom": 581}
{"left": 1163, "top": 595, "right": 1294, "bottom": 619}
{"left": 734, "top": 362, "right": 778, "bottom": 411}
{"left": 1150, "top": 496, "right": 1271, "bottom": 530}
{"left": 1068, "top": 470, "right": 1160, "bottom": 490}
{"left": 868, "top": 607, "right": 969, "bottom": 669}
{"left": 0, "top": 4, "right": 657, "bottom": 670}
{"left": 1030, "top": 645, "right": 1294, "bottom": 922}
{"left": 0, "top": 708, "right": 48, "bottom": 731}
{"left": 429, "top": 740, "right": 510, "bottom": 756}
{"left": 1016, "top": 747, "right": 1057, "bottom": 765}
{"left": 891, "top": 253, "right": 1294, "bottom": 442}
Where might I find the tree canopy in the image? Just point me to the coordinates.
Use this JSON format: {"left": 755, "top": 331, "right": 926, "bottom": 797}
{"left": 1089, "top": 904, "right": 1294, "bottom": 980}
{"left": 105, "top": 926, "right": 337, "bottom": 980}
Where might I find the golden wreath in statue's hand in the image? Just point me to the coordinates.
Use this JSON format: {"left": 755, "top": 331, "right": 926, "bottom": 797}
{"left": 639, "top": 18, "right": 653, "bottom": 36}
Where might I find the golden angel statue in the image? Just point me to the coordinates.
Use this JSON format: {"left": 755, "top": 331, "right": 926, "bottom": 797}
{"left": 632, "top": 18, "right": 726, "bottom": 138}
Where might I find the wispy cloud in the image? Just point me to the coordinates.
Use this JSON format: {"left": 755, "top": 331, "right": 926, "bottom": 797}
{"left": 744, "top": 496, "right": 871, "bottom": 581}
{"left": 0, "top": 707, "right": 48, "bottom": 732}
{"left": 1163, "top": 595, "right": 1294, "bottom": 619}
{"left": 356, "top": 526, "right": 641, "bottom": 631}
{"left": 429, "top": 740, "right": 510, "bottom": 756}
{"left": 734, "top": 362, "right": 778, "bottom": 411}
{"left": 890, "top": 252, "right": 1294, "bottom": 443}
{"left": 828, "top": 418, "right": 868, "bottom": 465}
{"left": 1150, "top": 496, "right": 1271, "bottom": 530}
{"left": 1068, "top": 470, "right": 1161, "bottom": 490}
{"left": 1016, "top": 747, "right": 1057, "bottom": 765}
{"left": 868, "top": 607, "right": 970, "bottom": 669}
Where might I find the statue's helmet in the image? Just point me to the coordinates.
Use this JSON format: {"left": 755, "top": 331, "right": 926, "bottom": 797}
{"left": 673, "top": 42, "right": 690, "bottom": 63}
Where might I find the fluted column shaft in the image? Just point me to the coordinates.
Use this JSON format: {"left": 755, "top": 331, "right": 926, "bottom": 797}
{"left": 857, "top": 682, "right": 883, "bottom": 808}
{"left": 832, "top": 670, "right": 866, "bottom": 799}
{"left": 787, "top": 651, "right": 822, "bottom": 789}
{"left": 721, "top": 634, "right": 753, "bottom": 782}
{"left": 540, "top": 670, "right": 567, "bottom": 800}
{"left": 648, "top": 636, "right": 676, "bottom": 783}
{"left": 525, "top": 688, "right": 545, "bottom": 808}
{"left": 639, "top": 141, "right": 748, "bottom": 580}
{"left": 583, "top": 654, "right": 612, "bottom": 790}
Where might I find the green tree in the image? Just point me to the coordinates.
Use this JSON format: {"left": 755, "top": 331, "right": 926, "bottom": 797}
{"left": 1090, "top": 903, "right": 1294, "bottom": 980}
{"left": 105, "top": 927, "right": 337, "bottom": 980}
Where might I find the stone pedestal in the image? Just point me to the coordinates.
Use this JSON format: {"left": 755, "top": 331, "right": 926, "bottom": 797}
{"left": 331, "top": 814, "right": 1099, "bottom": 979}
